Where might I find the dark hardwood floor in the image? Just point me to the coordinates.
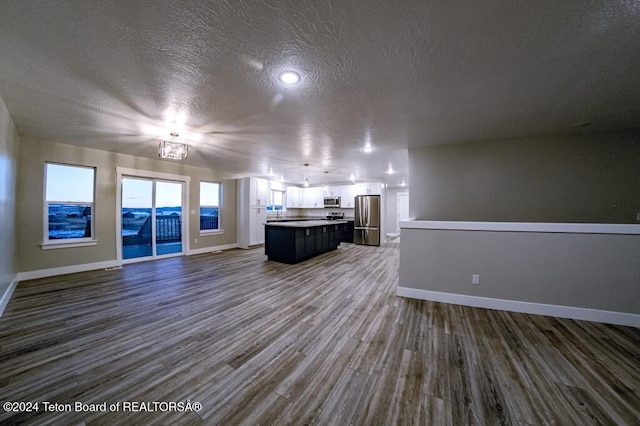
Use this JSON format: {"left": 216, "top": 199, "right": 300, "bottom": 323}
{"left": 1, "top": 240, "right": 639, "bottom": 425}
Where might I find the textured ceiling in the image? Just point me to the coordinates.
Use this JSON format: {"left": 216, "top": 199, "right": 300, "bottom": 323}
{"left": 1, "top": 1, "right": 639, "bottom": 186}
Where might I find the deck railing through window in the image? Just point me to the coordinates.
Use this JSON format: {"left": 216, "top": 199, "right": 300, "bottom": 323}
{"left": 156, "top": 216, "right": 182, "bottom": 242}
{"left": 200, "top": 216, "right": 218, "bottom": 231}
{"left": 122, "top": 215, "right": 183, "bottom": 246}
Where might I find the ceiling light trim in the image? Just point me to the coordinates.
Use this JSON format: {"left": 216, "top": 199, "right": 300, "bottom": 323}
{"left": 279, "top": 71, "right": 301, "bottom": 85}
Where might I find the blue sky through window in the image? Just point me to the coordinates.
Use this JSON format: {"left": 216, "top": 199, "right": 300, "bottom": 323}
{"left": 46, "top": 164, "right": 94, "bottom": 202}
{"left": 122, "top": 178, "right": 182, "bottom": 208}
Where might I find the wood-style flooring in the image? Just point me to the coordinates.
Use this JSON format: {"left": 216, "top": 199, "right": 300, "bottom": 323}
{"left": 1, "top": 240, "right": 639, "bottom": 425}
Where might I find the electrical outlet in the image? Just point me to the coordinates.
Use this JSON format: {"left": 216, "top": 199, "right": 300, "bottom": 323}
{"left": 194, "top": 238, "right": 198, "bottom": 244}
{"left": 472, "top": 274, "right": 480, "bottom": 285}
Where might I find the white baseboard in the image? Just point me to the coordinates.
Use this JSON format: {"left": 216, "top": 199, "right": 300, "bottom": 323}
{"left": 396, "top": 286, "right": 640, "bottom": 328}
{"left": 16, "top": 244, "right": 240, "bottom": 281}
{"left": 187, "top": 243, "right": 238, "bottom": 256}
{"left": 17, "top": 260, "right": 119, "bottom": 281}
{"left": 0, "top": 275, "right": 19, "bottom": 318}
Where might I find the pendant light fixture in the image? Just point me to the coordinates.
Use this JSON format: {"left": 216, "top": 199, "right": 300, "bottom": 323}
{"left": 158, "top": 132, "right": 188, "bottom": 160}
{"left": 303, "top": 163, "right": 310, "bottom": 187}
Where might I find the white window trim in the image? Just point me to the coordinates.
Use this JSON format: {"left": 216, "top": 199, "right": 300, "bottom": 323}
{"left": 41, "top": 240, "right": 98, "bottom": 250}
{"left": 199, "top": 229, "right": 225, "bottom": 236}
{"left": 43, "top": 163, "right": 97, "bottom": 248}
{"left": 115, "top": 167, "right": 191, "bottom": 264}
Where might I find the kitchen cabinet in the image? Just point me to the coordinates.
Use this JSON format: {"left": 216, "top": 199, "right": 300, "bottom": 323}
{"left": 340, "top": 185, "right": 357, "bottom": 208}
{"left": 302, "top": 187, "right": 323, "bottom": 208}
{"left": 286, "top": 186, "right": 301, "bottom": 208}
{"left": 265, "top": 220, "right": 343, "bottom": 264}
{"left": 237, "top": 177, "right": 268, "bottom": 248}
{"left": 251, "top": 177, "right": 268, "bottom": 206}
{"left": 249, "top": 206, "right": 267, "bottom": 245}
{"left": 339, "top": 220, "right": 354, "bottom": 243}
{"left": 317, "top": 224, "right": 330, "bottom": 252}
{"left": 301, "top": 188, "right": 312, "bottom": 208}
{"left": 355, "top": 182, "right": 382, "bottom": 195}
{"left": 313, "top": 187, "right": 325, "bottom": 208}
{"left": 324, "top": 185, "right": 341, "bottom": 198}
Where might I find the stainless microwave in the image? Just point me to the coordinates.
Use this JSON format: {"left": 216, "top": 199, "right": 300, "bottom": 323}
{"left": 323, "top": 197, "right": 340, "bottom": 208}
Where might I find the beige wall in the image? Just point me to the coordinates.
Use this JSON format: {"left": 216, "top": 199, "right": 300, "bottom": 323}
{"left": 409, "top": 131, "right": 640, "bottom": 224}
{"left": 401, "top": 130, "right": 640, "bottom": 323}
{"left": 399, "top": 227, "right": 640, "bottom": 319}
{"left": 16, "top": 137, "right": 239, "bottom": 273}
{"left": 0, "top": 95, "right": 20, "bottom": 293}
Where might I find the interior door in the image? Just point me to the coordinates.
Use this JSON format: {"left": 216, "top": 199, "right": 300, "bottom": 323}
{"left": 397, "top": 192, "right": 409, "bottom": 234}
{"left": 121, "top": 177, "right": 185, "bottom": 260}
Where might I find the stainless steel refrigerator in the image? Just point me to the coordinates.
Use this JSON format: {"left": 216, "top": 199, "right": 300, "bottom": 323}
{"left": 354, "top": 195, "right": 380, "bottom": 246}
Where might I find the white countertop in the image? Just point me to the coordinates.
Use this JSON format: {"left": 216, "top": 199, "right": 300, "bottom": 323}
{"left": 400, "top": 220, "right": 640, "bottom": 235}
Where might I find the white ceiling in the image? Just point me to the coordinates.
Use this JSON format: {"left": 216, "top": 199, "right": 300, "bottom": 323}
{"left": 1, "top": 1, "right": 639, "bottom": 186}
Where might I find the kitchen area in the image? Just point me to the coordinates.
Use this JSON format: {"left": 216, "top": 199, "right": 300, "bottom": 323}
{"left": 237, "top": 177, "right": 385, "bottom": 263}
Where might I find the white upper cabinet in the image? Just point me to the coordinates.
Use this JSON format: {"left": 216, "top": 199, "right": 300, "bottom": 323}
{"left": 355, "top": 182, "right": 382, "bottom": 195}
{"left": 286, "top": 186, "right": 301, "bottom": 208}
{"left": 302, "top": 187, "right": 323, "bottom": 208}
{"left": 301, "top": 187, "right": 311, "bottom": 208}
{"left": 323, "top": 185, "right": 341, "bottom": 198}
{"left": 251, "top": 178, "right": 268, "bottom": 206}
{"left": 283, "top": 182, "right": 382, "bottom": 209}
{"left": 340, "top": 185, "right": 357, "bottom": 208}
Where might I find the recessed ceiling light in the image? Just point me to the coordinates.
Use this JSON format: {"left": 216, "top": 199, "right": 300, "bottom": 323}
{"left": 363, "top": 143, "right": 373, "bottom": 153}
{"left": 279, "top": 71, "right": 300, "bottom": 84}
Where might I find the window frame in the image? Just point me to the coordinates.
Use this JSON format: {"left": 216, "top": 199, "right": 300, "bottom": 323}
{"left": 268, "top": 188, "right": 285, "bottom": 211}
{"left": 43, "top": 162, "right": 97, "bottom": 249}
{"left": 199, "top": 181, "right": 222, "bottom": 235}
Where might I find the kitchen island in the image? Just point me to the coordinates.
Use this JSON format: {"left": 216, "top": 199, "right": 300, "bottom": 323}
{"left": 265, "top": 220, "right": 346, "bottom": 264}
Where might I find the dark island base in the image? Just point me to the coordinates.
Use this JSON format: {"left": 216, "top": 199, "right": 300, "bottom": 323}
{"left": 265, "top": 222, "right": 343, "bottom": 264}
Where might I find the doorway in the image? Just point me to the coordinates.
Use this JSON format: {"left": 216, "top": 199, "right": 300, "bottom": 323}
{"left": 397, "top": 192, "right": 409, "bottom": 235}
{"left": 119, "top": 175, "right": 187, "bottom": 262}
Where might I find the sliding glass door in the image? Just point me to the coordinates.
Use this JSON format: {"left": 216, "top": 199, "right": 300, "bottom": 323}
{"left": 155, "top": 181, "right": 184, "bottom": 256}
{"left": 121, "top": 177, "right": 184, "bottom": 260}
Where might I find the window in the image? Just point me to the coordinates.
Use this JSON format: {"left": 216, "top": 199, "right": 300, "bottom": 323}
{"left": 200, "top": 181, "right": 221, "bottom": 232}
{"left": 268, "top": 188, "right": 285, "bottom": 211}
{"left": 45, "top": 163, "right": 95, "bottom": 243}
